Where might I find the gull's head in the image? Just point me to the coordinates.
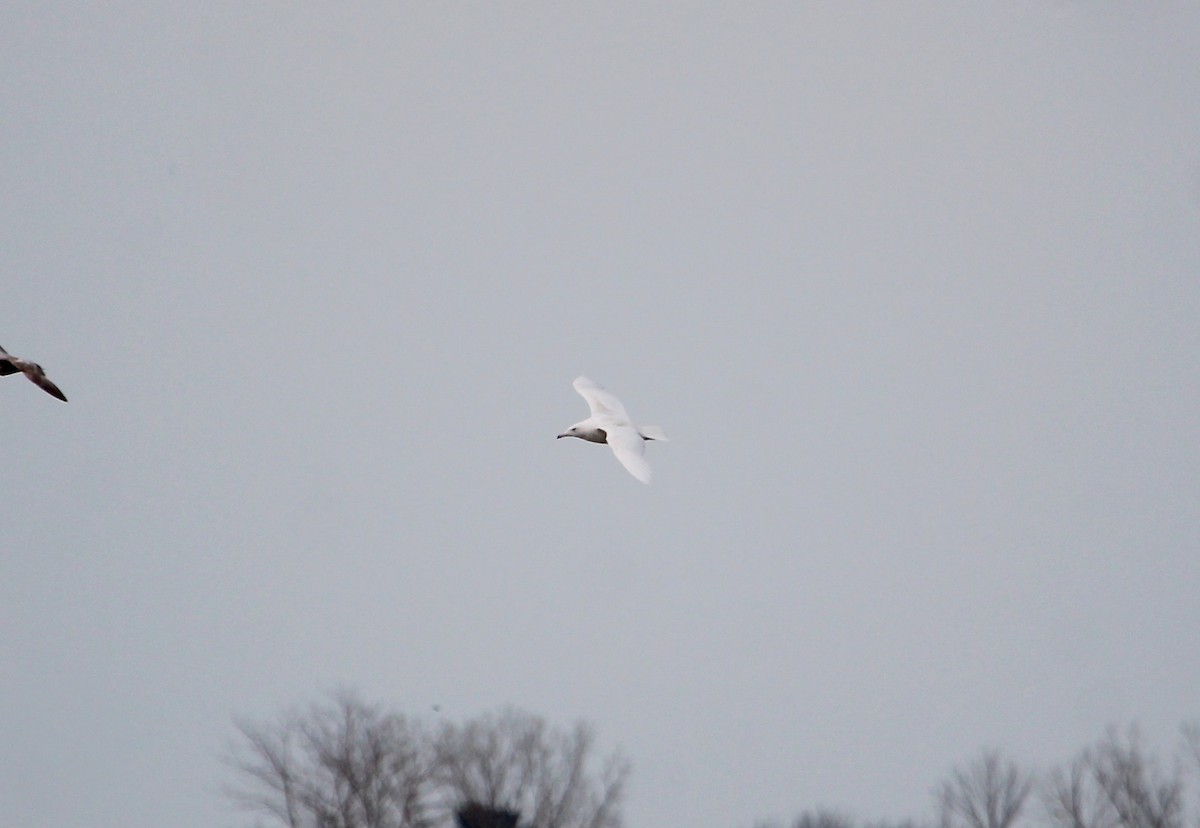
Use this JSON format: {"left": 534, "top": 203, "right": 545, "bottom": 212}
{"left": 557, "top": 422, "right": 607, "bottom": 444}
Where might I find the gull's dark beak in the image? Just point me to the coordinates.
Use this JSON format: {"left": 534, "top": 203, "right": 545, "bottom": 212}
{"left": 557, "top": 432, "right": 568, "bottom": 439}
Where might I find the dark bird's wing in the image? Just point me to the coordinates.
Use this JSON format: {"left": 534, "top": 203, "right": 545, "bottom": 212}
{"left": 0, "top": 346, "right": 68, "bottom": 401}
{"left": 0, "top": 346, "right": 18, "bottom": 376}
{"left": 29, "top": 372, "right": 68, "bottom": 402}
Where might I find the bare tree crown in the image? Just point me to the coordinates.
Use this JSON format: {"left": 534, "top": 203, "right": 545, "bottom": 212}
{"left": 226, "top": 695, "right": 627, "bottom": 828}
{"left": 1041, "top": 727, "right": 1186, "bottom": 828}
{"left": 937, "top": 749, "right": 1033, "bottom": 828}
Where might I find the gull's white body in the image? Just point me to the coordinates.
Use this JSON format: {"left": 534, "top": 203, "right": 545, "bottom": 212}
{"left": 0, "top": 345, "right": 67, "bottom": 402}
{"left": 558, "top": 376, "right": 666, "bottom": 483}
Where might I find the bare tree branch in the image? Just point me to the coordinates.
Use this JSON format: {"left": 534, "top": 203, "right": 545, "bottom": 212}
{"left": 1043, "top": 725, "right": 1191, "bottom": 828}
{"left": 225, "top": 693, "right": 437, "bottom": 828}
{"left": 227, "top": 698, "right": 626, "bottom": 828}
{"left": 1090, "top": 727, "right": 1183, "bottom": 828}
{"left": 1042, "top": 751, "right": 1119, "bottom": 828}
{"left": 434, "top": 708, "right": 626, "bottom": 828}
{"left": 937, "top": 749, "right": 1032, "bottom": 828}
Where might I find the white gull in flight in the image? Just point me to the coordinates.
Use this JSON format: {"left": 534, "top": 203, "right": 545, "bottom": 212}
{"left": 558, "top": 376, "right": 666, "bottom": 483}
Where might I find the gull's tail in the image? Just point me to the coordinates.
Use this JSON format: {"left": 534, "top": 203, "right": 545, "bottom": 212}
{"left": 638, "top": 424, "right": 668, "bottom": 442}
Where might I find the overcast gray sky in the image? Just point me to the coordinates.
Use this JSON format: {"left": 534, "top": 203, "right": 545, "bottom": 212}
{"left": 3, "top": 4, "right": 1199, "bottom": 828}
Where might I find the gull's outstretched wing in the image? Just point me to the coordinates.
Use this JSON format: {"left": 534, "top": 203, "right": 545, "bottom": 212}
{"left": 0, "top": 346, "right": 68, "bottom": 401}
{"left": 0, "top": 346, "right": 18, "bottom": 376}
{"left": 606, "top": 424, "right": 651, "bottom": 484}
{"left": 29, "top": 373, "right": 68, "bottom": 402}
{"left": 573, "top": 376, "right": 630, "bottom": 421}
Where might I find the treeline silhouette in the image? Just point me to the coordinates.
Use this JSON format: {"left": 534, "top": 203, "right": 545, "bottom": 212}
{"left": 225, "top": 692, "right": 626, "bottom": 828}
{"left": 755, "top": 724, "right": 1200, "bottom": 828}
{"left": 224, "top": 693, "right": 1197, "bottom": 828}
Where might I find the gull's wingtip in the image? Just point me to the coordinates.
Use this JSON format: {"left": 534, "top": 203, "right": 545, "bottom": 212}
{"left": 34, "top": 376, "right": 68, "bottom": 402}
{"left": 621, "top": 458, "right": 652, "bottom": 484}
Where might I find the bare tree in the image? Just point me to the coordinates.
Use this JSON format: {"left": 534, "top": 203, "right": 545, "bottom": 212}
{"left": 227, "top": 696, "right": 627, "bottom": 828}
{"left": 226, "top": 692, "right": 439, "bottom": 828}
{"left": 936, "top": 749, "right": 1033, "bottom": 828}
{"left": 1089, "top": 728, "right": 1181, "bottom": 828}
{"left": 434, "top": 708, "right": 629, "bottom": 828}
{"left": 1043, "top": 752, "right": 1118, "bottom": 828}
{"left": 1042, "top": 727, "right": 1186, "bottom": 828}
{"left": 748, "top": 724, "right": 1198, "bottom": 828}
